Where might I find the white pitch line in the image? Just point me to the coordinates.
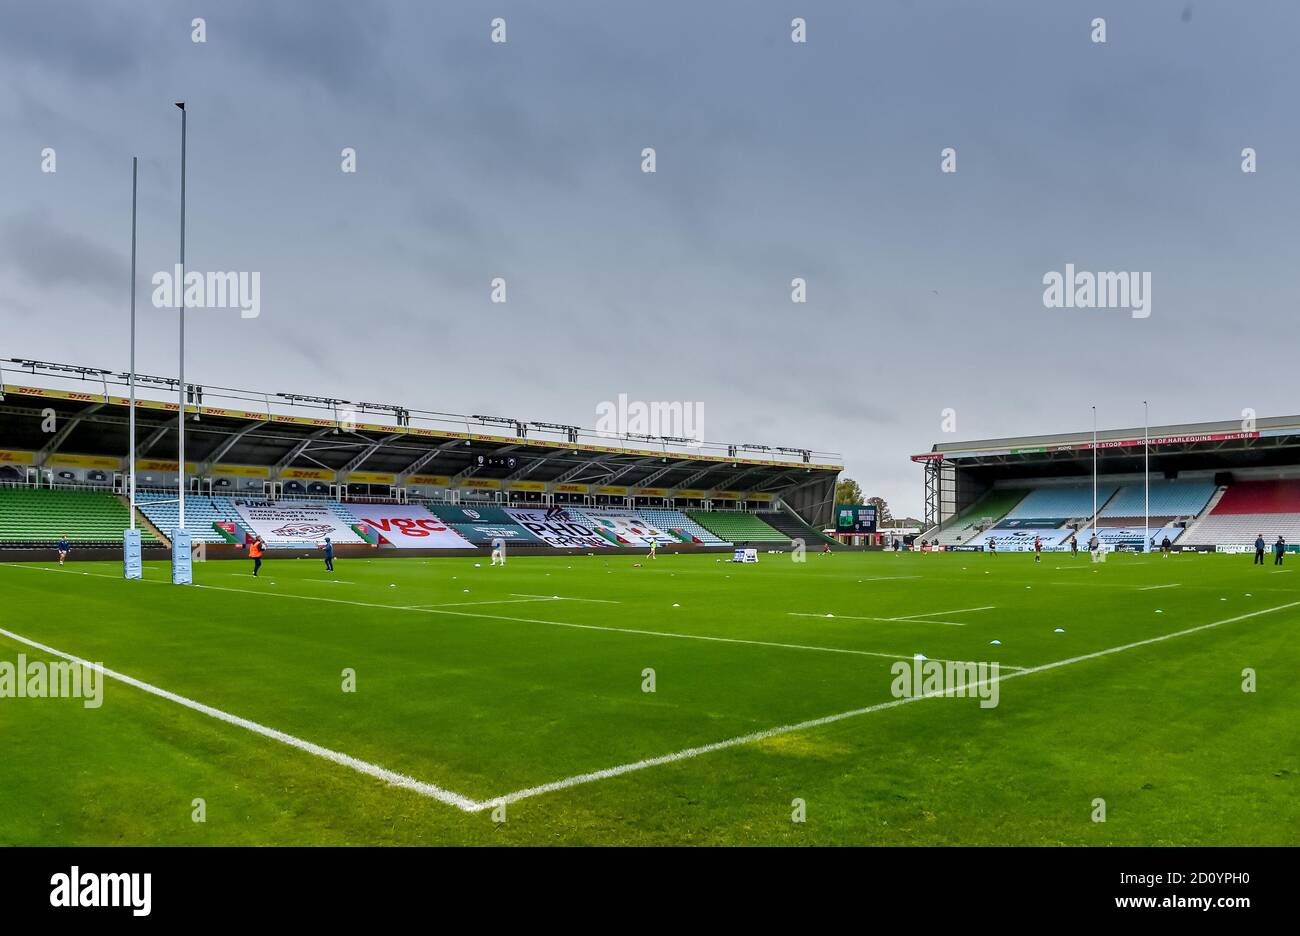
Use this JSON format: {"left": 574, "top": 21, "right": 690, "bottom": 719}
{"left": 901, "top": 605, "right": 996, "bottom": 618}
{"left": 787, "top": 612, "right": 967, "bottom": 628}
{"left": 0, "top": 624, "right": 483, "bottom": 812}
{"left": 477, "top": 599, "right": 1300, "bottom": 810}
{"left": 857, "top": 576, "right": 923, "bottom": 582}
{"left": 1137, "top": 584, "right": 1180, "bottom": 591}
{"left": 509, "top": 593, "right": 622, "bottom": 604}
{"left": 405, "top": 597, "right": 561, "bottom": 609}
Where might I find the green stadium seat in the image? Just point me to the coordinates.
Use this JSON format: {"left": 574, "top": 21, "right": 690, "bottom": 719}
{"left": 0, "top": 487, "right": 159, "bottom": 548}
{"left": 685, "top": 510, "right": 787, "bottom": 543}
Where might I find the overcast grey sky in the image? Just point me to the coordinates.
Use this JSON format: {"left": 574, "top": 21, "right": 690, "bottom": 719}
{"left": 3, "top": 0, "right": 1299, "bottom": 516}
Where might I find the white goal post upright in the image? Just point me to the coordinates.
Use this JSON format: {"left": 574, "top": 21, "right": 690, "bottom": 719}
{"left": 1144, "top": 400, "right": 1150, "bottom": 553}
{"left": 1091, "top": 405, "right": 1098, "bottom": 542}
{"left": 123, "top": 155, "right": 142, "bottom": 580}
{"left": 171, "top": 102, "right": 192, "bottom": 585}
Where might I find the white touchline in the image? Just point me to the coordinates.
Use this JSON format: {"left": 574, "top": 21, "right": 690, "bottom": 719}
{"left": 476, "top": 599, "right": 1300, "bottom": 810}
{"left": 0, "top": 624, "right": 483, "bottom": 812}
{"left": 1137, "top": 584, "right": 1179, "bottom": 591}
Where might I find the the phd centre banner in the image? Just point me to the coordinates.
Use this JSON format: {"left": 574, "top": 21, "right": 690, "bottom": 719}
{"left": 505, "top": 508, "right": 613, "bottom": 548}
{"left": 349, "top": 504, "right": 473, "bottom": 549}
{"left": 232, "top": 500, "right": 365, "bottom": 547}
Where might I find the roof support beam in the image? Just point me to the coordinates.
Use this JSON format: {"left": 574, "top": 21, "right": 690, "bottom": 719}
{"left": 36, "top": 402, "right": 103, "bottom": 465}
{"left": 200, "top": 419, "right": 269, "bottom": 471}
{"left": 340, "top": 433, "right": 403, "bottom": 474}
{"left": 274, "top": 427, "right": 336, "bottom": 471}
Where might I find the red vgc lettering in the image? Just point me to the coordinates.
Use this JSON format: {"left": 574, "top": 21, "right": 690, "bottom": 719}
{"left": 393, "top": 517, "right": 428, "bottom": 536}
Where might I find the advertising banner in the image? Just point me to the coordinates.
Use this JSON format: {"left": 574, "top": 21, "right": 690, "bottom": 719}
{"left": 583, "top": 512, "right": 677, "bottom": 546}
{"left": 430, "top": 505, "right": 517, "bottom": 525}
{"left": 505, "top": 508, "right": 613, "bottom": 548}
{"left": 450, "top": 523, "right": 538, "bottom": 545}
{"left": 348, "top": 504, "right": 473, "bottom": 549}
{"left": 232, "top": 500, "right": 366, "bottom": 547}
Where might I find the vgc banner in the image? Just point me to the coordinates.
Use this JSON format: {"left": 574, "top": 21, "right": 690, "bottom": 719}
{"left": 349, "top": 504, "right": 473, "bottom": 549}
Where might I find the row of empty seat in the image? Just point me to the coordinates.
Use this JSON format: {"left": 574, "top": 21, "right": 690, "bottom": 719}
{"left": 685, "top": 510, "right": 786, "bottom": 542}
{"left": 636, "top": 509, "right": 731, "bottom": 545}
{"left": 936, "top": 479, "right": 1300, "bottom": 550}
{"left": 934, "top": 489, "right": 1029, "bottom": 546}
{"left": 0, "top": 488, "right": 159, "bottom": 547}
{"left": 1005, "top": 485, "right": 1119, "bottom": 520}
{"left": 135, "top": 493, "right": 252, "bottom": 544}
{"left": 1181, "top": 481, "right": 1300, "bottom": 545}
{"left": 1101, "top": 481, "right": 1216, "bottom": 518}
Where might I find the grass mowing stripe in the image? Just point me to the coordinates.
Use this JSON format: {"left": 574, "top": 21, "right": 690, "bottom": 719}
{"left": 420, "top": 605, "right": 981, "bottom": 664}
{"left": 0, "top": 624, "right": 483, "bottom": 812}
{"left": 477, "top": 599, "right": 1300, "bottom": 810}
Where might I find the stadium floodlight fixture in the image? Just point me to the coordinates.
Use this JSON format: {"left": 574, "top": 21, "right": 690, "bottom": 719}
{"left": 130, "top": 372, "right": 181, "bottom": 388}
{"left": 529, "top": 421, "right": 580, "bottom": 444}
{"left": 473, "top": 414, "right": 527, "bottom": 438}
{"left": 11, "top": 359, "right": 111, "bottom": 378}
{"left": 277, "top": 393, "right": 350, "bottom": 407}
{"left": 357, "top": 402, "right": 411, "bottom": 428}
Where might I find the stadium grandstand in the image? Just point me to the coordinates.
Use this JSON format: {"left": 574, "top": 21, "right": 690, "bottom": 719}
{"left": 915, "top": 415, "right": 1300, "bottom": 552}
{"left": 0, "top": 359, "right": 840, "bottom": 558}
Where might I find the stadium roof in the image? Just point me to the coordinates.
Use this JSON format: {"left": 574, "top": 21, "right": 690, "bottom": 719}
{"left": 914, "top": 414, "right": 1300, "bottom": 475}
{"left": 0, "top": 359, "right": 841, "bottom": 495}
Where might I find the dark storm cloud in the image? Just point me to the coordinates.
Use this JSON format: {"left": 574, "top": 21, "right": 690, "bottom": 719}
{"left": 0, "top": 1, "right": 150, "bottom": 80}
{"left": 0, "top": 213, "right": 122, "bottom": 293}
{"left": 216, "top": 0, "right": 396, "bottom": 99}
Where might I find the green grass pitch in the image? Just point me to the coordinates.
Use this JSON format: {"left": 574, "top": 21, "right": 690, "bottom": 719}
{"left": 0, "top": 549, "right": 1296, "bottom": 845}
